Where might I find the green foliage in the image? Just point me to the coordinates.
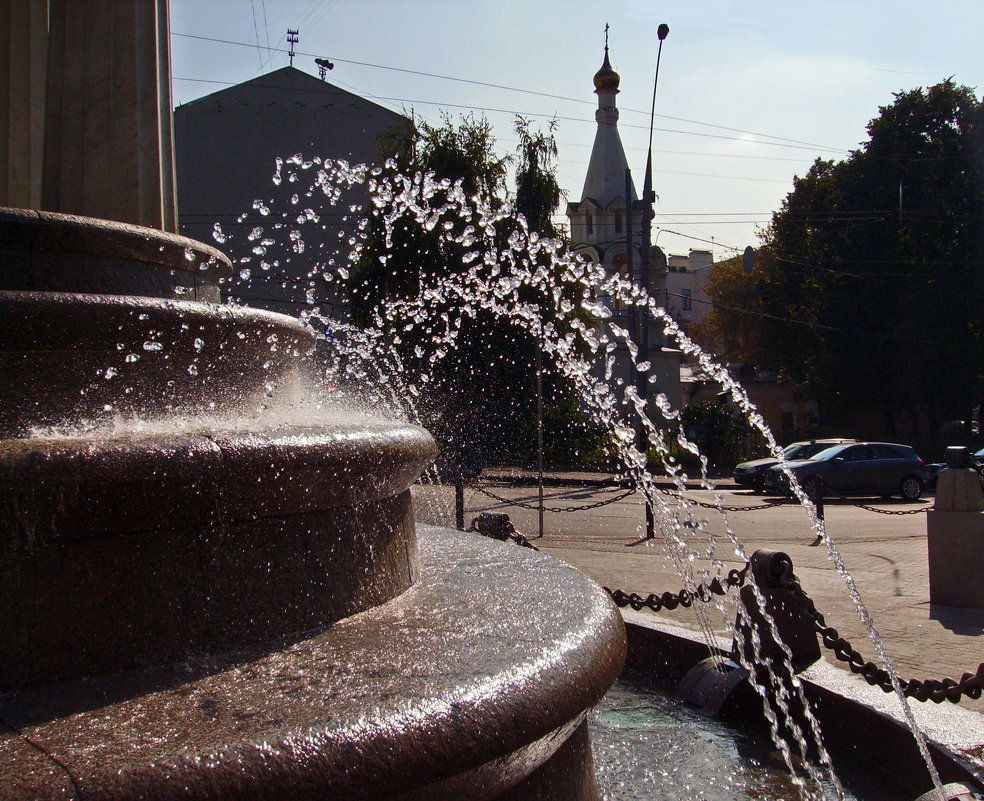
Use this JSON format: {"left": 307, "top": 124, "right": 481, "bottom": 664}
{"left": 345, "top": 112, "right": 584, "bottom": 465}
{"left": 701, "top": 80, "right": 984, "bottom": 443}
{"left": 679, "top": 400, "right": 759, "bottom": 469}
{"left": 514, "top": 117, "right": 563, "bottom": 237}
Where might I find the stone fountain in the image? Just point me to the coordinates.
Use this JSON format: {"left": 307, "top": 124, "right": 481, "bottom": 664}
{"left": 0, "top": 3, "right": 624, "bottom": 798}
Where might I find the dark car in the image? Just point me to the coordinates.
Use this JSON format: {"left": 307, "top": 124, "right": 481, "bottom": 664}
{"left": 732, "top": 439, "right": 855, "bottom": 493}
{"left": 763, "top": 442, "right": 928, "bottom": 501}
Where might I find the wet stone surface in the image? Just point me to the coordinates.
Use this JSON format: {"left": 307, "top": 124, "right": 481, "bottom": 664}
{"left": 0, "top": 527, "right": 625, "bottom": 800}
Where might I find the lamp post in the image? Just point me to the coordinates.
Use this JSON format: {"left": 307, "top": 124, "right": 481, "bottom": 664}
{"left": 639, "top": 23, "right": 669, "bottom": 352}
{"left": 638, "top": 23, "right": 669, "bottom": 539}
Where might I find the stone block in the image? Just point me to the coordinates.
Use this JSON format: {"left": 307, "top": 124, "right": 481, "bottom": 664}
{"left": 934, "top": 469, "right": 984, "bottom": 512}
{"left": 926, "top": 508, "right": 984, "bottom": 608}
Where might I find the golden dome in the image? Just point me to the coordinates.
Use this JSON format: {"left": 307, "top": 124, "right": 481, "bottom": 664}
{"left": 593, "top": 48, "right": 620, "bottom": 92}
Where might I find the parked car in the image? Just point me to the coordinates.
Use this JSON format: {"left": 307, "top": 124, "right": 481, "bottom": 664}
{"left": 762, "top": 441, "right": 928, "bottom": 501}
{"left": 732, "top": 438, "right": 855, "bottom": 493}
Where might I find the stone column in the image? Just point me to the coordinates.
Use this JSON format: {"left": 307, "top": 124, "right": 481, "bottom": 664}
{"left": 927, "top": 466, "right": 984, "bottom": 608}
{"left": 0, "top": 0, "right": 48, "bottom": 209}
{"left": 41, "top": 0, "right": 177, "bottom": 232}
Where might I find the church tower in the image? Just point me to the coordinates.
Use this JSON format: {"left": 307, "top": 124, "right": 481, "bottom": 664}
{"left": 566, "top": 38, "right": 641, "bottom": 287}
{"left": 567, "top": 33, "right": 681, "bottom": 411}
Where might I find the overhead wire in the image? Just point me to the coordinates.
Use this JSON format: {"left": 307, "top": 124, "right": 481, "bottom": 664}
{"left": 170, "top": 31, "right": 849, "bottom": 155}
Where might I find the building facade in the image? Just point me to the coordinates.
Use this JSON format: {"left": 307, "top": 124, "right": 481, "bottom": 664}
{"left": 174, "top": 66, "right": 406, "bottom": 319}
{"left": 664, "top": 249, "right": 713, "bottom": 333}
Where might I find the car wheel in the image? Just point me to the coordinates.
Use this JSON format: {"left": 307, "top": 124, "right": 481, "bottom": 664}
{"left": 899, "top": 476, "right": 923, "bottom": 501}
{"left": 801, "top": 476, "right": 823, "bottom": 500}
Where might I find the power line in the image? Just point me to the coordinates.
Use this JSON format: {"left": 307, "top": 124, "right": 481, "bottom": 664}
{"left": 248, "top": 1, "right": 263, "bottom": 68}
{"left": 170, "top": 70, "right": 841, "bottom": 157}
{"left": 170, "top": 31, "right": 850, "bottom": 154}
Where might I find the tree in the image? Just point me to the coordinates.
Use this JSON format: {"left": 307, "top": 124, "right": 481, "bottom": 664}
{"left": 705, "top": 80, "right": 984, "bottom": 445}
{"left": 514, "top": 117, "right": 563, "bottom": 237}
{"left": 343, "top": 112, "right": 601, "bottom": 464}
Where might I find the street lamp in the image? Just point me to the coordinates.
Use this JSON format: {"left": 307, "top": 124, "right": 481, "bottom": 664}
{"left": 638, "top": 23, "right": 668, "bottom": 539}
{"left": 639, "top": 23, "right": 669, "bottom": 350}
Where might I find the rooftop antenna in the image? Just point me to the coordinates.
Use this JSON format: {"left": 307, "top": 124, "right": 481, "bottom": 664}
{"left": 287, "top": 29, "right": 299, "bottom": 66}
{"left": 315, "top": 57, "right": 334, "bottom": 80}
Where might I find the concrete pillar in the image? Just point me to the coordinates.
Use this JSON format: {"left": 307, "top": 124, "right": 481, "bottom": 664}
{"left": 0, "top": 0, "right": 48, "bottom": 209}
{"left": 926, "top": 468, "right": 984, "bottom": 608}
{"left": 41, "top": 0, "right": 176, "bottom": 232}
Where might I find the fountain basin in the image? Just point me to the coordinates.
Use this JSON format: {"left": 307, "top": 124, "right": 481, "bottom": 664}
{"left": 0, "top": 207, "right": 626, "bottom": 799}
{"left": 0, "top": 527, "right": 625, "bottom": 800}
{"left": 1, "top": 421, "right": 437, "bottom": 689}
{"left": 621, "top": 611, "right": 984, "bottom": 798}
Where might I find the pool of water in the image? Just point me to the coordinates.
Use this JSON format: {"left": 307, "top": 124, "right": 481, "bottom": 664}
{"left": 591, "top": 675, "right": 898, "bottom": 801}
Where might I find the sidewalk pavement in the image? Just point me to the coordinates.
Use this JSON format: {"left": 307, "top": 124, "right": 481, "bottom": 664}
{"left": 416, "top": 468, "right": 984, "bottom": 719}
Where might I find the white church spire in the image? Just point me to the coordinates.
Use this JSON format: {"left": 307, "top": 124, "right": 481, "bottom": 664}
{"left": 580, "top": 32, "right": 636, "bottom": 206}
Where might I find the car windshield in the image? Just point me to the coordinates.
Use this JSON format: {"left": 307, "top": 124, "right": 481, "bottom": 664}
{"left": 806, "top": 444, "right": 849, "bottom": 461}
{"left": 782, "top": 444, "right": 806, "bottom": 458}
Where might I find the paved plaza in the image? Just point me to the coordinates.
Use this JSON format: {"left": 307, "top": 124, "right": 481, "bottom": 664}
{"left": 413, "top": 471, "right": 984, "bottom": 719}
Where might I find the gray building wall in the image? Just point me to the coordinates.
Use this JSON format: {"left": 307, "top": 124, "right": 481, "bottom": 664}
{"left": 174, "top": 66, "right": 406, "bottom": 319}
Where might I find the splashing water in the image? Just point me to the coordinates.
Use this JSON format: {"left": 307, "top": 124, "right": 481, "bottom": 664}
{"left": 211, "top": 155, "right": 944, "bottom": 801}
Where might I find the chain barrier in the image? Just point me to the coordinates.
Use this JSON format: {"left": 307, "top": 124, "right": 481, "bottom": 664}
{"left": 777, "top": 569, "right": 984, "bottom": 704}
{"left": 467, "top": 480, "right": 636, "bottom": 513}
{"left": 468, "top": 477, "right": 930, "bottom": 517}
{"left": 603, "top": 554, "right": 982, "bottom": 704}
{"left": 604, "top": 564, "right": 750, "bottom": 613}
{"left": 653, "top": 485, "right": 786, "bottom": 513}
{"left": 835, "top": 498, "right": 929, "bottom": 515}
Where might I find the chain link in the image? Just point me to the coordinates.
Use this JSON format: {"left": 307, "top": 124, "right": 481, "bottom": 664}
{"left": 838, "top": 499, "right": 928, "bottom": 515}
{"left": 605, "top": 564, "right": 750, "bottom": 612}
{"left": 654, "top": 485, "right": 787, "bottom": 513}
{"left": 466, "top": 515, "right": 540, "bottom": 550}
{"left": 467, "top": 481, "right": 637, "bottom": 513}
{"left": 778, "top": 570, "right": 984, "bottom": 703}
{"left": 604, "top": 559, "right": 983, "bottom": 704}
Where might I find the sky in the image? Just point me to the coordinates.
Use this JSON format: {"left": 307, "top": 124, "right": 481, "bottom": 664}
{"left": 169, "top": 0, "right": 983, "bottom": 262}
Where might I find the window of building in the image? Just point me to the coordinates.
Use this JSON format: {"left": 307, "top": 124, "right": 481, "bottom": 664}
{"left": 585, "top": 210, "right": 593, "bottom": 236}
{"left": 681, "top": 288, "right": 692, "bottom": 311}
{"left": 615, "top": 214, "right": 623, "bottom": 234}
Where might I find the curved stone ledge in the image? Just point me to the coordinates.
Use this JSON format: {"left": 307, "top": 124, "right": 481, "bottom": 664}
{"left": 1, "top": 420, "right": 438, "bottom": 542}
{"left": 0, "top": 291, "right": 318, "bottom": 435}
{"left": 0, "top": 527, "right": 626, "bottom": 800}
{"left": 0, "top": 208, "right": 231, "bottom": 299}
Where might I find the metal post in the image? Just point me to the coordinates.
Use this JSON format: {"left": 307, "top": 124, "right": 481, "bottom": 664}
{"left": 455, "top": 475, "right": 464, "bottom": 531}
{"left": 640, "top": 25, "right": 668, "bottom": 542}
{"left": 536, "top": 337, "right": 544, "bottom": 539}
{"left": 810, "top": 494, "right": 824, "bottom": 546}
